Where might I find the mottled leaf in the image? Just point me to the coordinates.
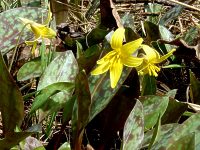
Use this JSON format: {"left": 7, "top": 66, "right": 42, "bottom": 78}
{"left": 37, "top": 51, "right": 79, "bottom": 90}
{"left": 17, "top": 57, "right": 42, "bottom": 81}
{"left": 123, "top": 100, "right": 144, "bottom": 150}
{"left": 182, "top": 27, "right": 199, "bottom": 45}
{"left": 0, "top": 52, "right": 24, "bottom": 134}
{"left": 0, "top": 7, "right": 48, "bottom": 54}
{"left": 159, "top": 5, "right": 183, "bottom": 25}
{"left": 35, "top": 51, "right": 78, "bottom": 120}
{"left": 152, "top": 113, "right": 200, "bottom": 149}
{"left": 167, "top": 133, "right": 195, "bottom": 150}
{"left": 142, "top": 123, "right": 179, "bottom": 148}
{"left": 139, "top": 95, "right": 169, "bottom": 129}
{"left": 72, "top": 70, "right": 91, "bottom": 149}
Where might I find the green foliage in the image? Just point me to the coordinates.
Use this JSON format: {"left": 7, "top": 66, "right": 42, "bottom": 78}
{"left": 1, "top": 0, "right": 200, "bottom": 149}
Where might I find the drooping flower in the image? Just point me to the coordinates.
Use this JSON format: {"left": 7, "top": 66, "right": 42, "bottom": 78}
{"left": 137, "top": 44, "right": 176, "bottom": 77}
{"left": 19, "top": 5, "right": 56, "bottom": 51}
{"left": 91, "top": 27, "right": 144, "bottom": 88}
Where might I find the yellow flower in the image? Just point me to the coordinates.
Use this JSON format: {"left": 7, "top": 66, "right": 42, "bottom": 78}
{"left": 137, "top": 44, "right": 176, "bottom": 77}
{"left": 91, "top": 27, "right": 144, "bottom": 88}
{"left": 19, "top": 5, "right": 56, "bottom": 47}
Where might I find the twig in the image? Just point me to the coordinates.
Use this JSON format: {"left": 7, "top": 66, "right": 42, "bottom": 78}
{"left": 166, "top": 0, "right": 200, "bottom": 12}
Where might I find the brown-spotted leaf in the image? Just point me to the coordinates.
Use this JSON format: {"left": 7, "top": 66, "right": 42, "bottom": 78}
{"left": 0, "top": 52, "right": 24, "bottom": 134}
{"left": 123, "top": 100, "right": 144, "bottom": 150}
{"left": 72, "top": 70, "right": 91, "bottom": 149}
{"left": 37, "top": 51, "right": 79, "bottom": 90}
{"left": 139, "top": 95, "right": 169, "bottom": 129}
{"left": 167, "top": 133, "right": 195, "bottom": 150}
{"left": 142, "top": 123, "right": 179, "bottom": 148}
{"left": 151, "top": 113, "right": 200, "bottom": 149}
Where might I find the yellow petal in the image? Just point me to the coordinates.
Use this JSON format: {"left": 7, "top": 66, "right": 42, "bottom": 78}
{"left": 121, "top": 38, "right": 143, "bottom": 55}
{"left": 142, "top": 45, "right": 159, "bottom": 61}
{"left": 19, "top": 17, "right": 34, "bottom": 30}
{"left": 121, "top": 56, "right": 143, "bottom": 67}
{"left": 97, "top": 51, "right": 116, "bottom": 64}
{"left": 91, "top": 61, "right": 110, "bottom": 75}
{"left": 30, "top": 24, "right": 56, "bottom": 38}
{"left": 110, "top": 27, "right": 125, "bottom": 49}
{"left": 155, "top": 49, "right": 176, "bottom": 63}
{"left": 110, "top": 58, "right": 123, "bottom": 88}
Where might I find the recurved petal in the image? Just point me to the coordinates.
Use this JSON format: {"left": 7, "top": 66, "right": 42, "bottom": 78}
{"left": 31, "top": 25, "right": 56, "bottom": 38}
{"left": 155, "top": 49, "right": 176, "bottom": 63}
{"left": 91, "top": 61, "right": 110, "bottom": 75}
{"left": 110, "top": 58, "right": 123, "bottom": 88}
{"left": 110, "top": 27, "right": 125, "bottom": 49}
{"left": 142, "top": 45, "right": 159, "bottom": 61}
{"left": 122, "top": 56, "right": 143, "bottom": 67}
{"left": 121, "top": 38, "right": 143, "bottom": 55}
{"left": 97, "top": 51, "right": 116, "bottom": 64}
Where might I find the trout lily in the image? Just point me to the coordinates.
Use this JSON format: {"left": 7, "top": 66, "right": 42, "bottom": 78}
{"left": 91, "top": 27, "right": 143, "bottom": 88}
{"left": 19, "top": 5, "right": 56, "bottom": 52}
{"left": 137, "top": 44, "right": 176, "bottom": 77}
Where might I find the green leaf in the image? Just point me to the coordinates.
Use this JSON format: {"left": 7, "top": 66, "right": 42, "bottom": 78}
{"left": 17, "top": 57, "right": 42, "bottom": 81}
{"left": 141, "top": 75, "right": 156, "bottom": 96}
{"left": 122, "top": 100, "right": 144, "bottom": 150}
{"left": 58, "top": 142, "right": 71, "bottom": 150}
{"left": 139, "top": 95, "right": 169, "bottom": 129}
{"left": 142, "top": 123, "right": 179, "bottom": 148}
{"left": 152, "top": 113, "right": 200, "bottom": 149}
{"left": 189, "top": 71, "right": 200, "bottom": 104}
{"left": 0, "top": 7, "right": 48, "bottom": 55}
{"left": 0, "top": 132, "right": 32, "bottom": 149}
{"left": 0, "top": 52, "right": 24, "bottom": 134}
{"left": 167, "top": 133, "right": 195, "bottom": 150}
{"left": 37, "top": 51, "right": 79, "bottom": 91}
{"left": 31, "top": 82, "right": 74, "bottom": 113}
